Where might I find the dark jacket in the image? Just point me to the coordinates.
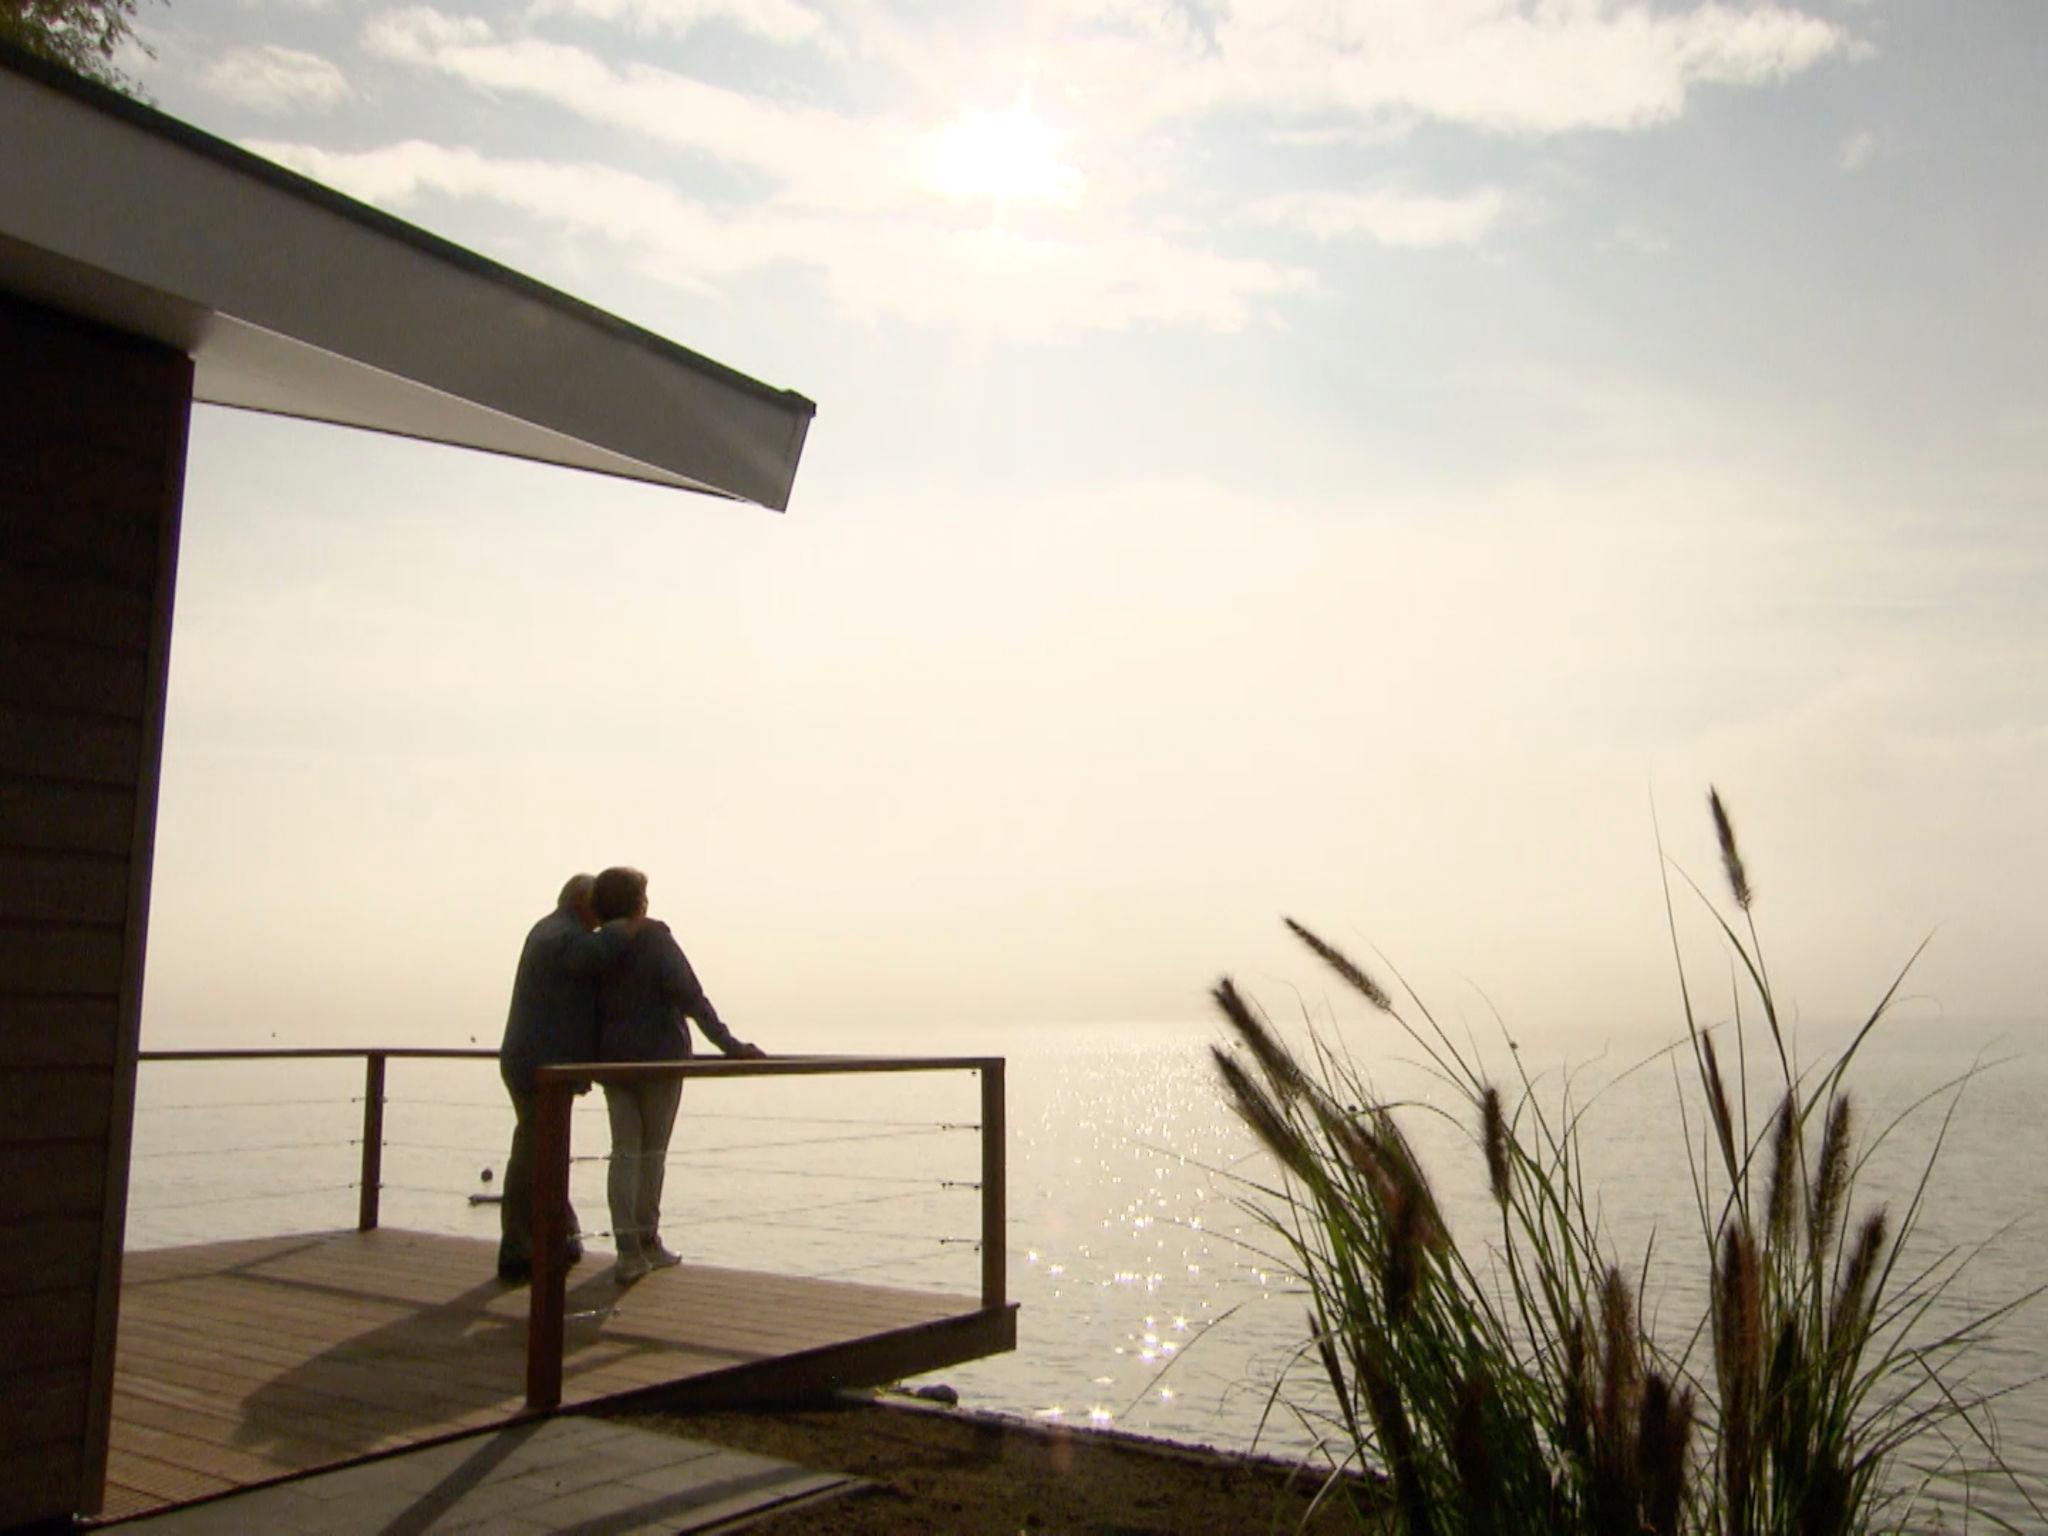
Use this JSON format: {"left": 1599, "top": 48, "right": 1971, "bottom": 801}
{"left": 596, "top": 921, "right": 747, "bottom": 1063}
{"left": 499, "top": 907, "right": 631, "bottom": 1093}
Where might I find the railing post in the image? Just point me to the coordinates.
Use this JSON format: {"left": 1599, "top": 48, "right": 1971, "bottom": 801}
{"left": 525, "top": 1073, "right": 572, "bottom": 1410}
{"left": 980, "top": 1059, "right": 1005, "bottom": 1311}
{"left": 357, "top": 1052, "right": 385, "bottom": 1231}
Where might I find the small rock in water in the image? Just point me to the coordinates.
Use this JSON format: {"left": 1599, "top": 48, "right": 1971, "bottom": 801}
{"left": 910, "top": 1383, "right": 959, "bottom": 1405}
{"left": 480, "top": 1167, "right": 494, "bottom": 1184}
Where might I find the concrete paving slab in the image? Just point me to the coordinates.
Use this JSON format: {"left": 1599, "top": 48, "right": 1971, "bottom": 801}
{"left": 102, "top": 1417, "right": 860, "bottom": 1535}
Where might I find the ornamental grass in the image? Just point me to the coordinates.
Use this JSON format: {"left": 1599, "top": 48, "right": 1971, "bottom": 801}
{"left": 1214, "top": 792, "right": 2040, "bottom": 1533}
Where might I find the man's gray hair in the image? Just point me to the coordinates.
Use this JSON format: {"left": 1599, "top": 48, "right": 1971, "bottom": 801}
{"left": 557, "top": 873, "right": 596, "bottom": 910}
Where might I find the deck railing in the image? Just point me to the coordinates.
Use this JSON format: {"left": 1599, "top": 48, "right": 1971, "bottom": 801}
{"left": 131, "top": 1048, "right": 1008, "bottom": 1413}
{"left": 523, "top": 1056, "right": 1004, "bottom": 1409}
{"left": 136, "top": 1047, "right": 501, "bottom": 1231}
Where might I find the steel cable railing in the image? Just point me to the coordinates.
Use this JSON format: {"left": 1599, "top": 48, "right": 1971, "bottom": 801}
{"left": 521, "top": 1054, "right": 1006, "bottom": 1408}
{"left": 129, "top": 1047, "right": 1009, "bottom": 1413}
{"left": 128, "top": 1092, "right": 982, "bottom": 1261}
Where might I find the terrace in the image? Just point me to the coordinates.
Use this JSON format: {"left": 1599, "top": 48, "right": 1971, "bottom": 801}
{"left": 99, "top": 1051, "right": 1012, "bottom": 1522}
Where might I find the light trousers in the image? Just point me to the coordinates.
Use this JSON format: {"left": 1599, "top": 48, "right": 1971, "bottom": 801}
{"left": 603, "top": 1077, "right": 683, "bottom": 1257}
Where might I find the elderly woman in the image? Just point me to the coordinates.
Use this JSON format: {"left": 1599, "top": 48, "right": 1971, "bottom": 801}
{"left": 587, "top": 865, "right": 764, "bottom": 1284}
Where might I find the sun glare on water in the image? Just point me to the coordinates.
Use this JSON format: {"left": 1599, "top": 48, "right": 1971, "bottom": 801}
{"left": 925, "top": 101, "right": 1081, "bottom": 207}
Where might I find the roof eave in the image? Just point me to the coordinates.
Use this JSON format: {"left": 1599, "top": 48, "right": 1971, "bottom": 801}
{"left": 0, "top": 44, "right": 814, "bottom": 509}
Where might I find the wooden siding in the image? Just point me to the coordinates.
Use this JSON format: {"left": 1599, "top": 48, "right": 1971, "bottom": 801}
{"left": 0, "top": 292, "right": 191, "bottom": 1527}
{"left": 105, "top": 1229, "right": 1015, "bottom": 1521}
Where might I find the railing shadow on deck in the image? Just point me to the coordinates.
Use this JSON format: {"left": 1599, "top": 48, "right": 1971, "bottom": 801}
{"left": 227, "top": 1266, "right": 521, "bottom": 1463}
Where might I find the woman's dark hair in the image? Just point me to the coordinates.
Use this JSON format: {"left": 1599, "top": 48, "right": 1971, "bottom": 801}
{"left": 590, "top": 865, "right": 648, "bottom": 922}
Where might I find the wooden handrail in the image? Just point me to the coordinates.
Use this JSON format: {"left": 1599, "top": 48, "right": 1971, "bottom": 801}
{"left": 138, "top": 1048, "right": 499, "bottom": 1061}
{"left": 532, "top": 1054, "right": 1005, "bottom": 1084}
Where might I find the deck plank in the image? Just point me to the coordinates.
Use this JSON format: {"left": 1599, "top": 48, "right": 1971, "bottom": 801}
{"left": 105, "top": 1227, "right": 1011, "bottom": 1522}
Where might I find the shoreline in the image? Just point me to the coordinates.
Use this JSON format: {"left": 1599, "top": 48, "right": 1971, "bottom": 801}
{"left": 630, "top": 1389, "right": 1378, "bottom": 1534}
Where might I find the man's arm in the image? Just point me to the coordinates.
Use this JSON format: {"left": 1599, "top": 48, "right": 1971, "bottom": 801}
{"left": 652, "top": 927, "right": 758, "bottom": 1056}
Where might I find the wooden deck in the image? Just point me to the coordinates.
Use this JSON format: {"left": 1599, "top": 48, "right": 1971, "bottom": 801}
{"left": 103, "top": 1228, "right": 1015, "bottom": 1522}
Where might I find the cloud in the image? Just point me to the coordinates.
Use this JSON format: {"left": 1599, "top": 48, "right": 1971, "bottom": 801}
{"left": 201, "top": 44, "right": 352, "bottom": 111}
{"left": 246, "top": 138, "right": 1308, "bottom": 338}
{"left": 374, "top": 3, "right": 1853, "bottom": 154}
{"left": 1190, "top": 0, "right": 1848, "bottom": 135}
{"left": 528, "top": 0, "right": 823, "bottom": 46}
{"left": 848, "top": 1, "right": 1852, "bottom": 139}
{"left": 1611, "top": 222, "right": 1672, "bottom": 256}
{"left": 337, "top": 2, "right": 1852, "bottom": 337}
{"left": 361, "top": 9, "right": 911, "bottom": 211}
{"left": 1838, "top": 128, "right": 1879, "bottom": 171}
{"left": 357, "top": 5, "right": 1856, "bottom": 218}
{"left": 1251, "top": 185, "right": 1506, "bottom": 248}
{"left": 360, "top": 7, "right": 495, "bottom": 60}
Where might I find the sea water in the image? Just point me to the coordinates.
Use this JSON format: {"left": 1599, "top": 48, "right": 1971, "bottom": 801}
{"left": 124, "top": 1018, "right": 2048, "bottom": 1523}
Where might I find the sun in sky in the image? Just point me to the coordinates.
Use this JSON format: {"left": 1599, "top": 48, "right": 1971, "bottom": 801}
{"left": 923, "top": 99, "right": 1082, "bottom": 208}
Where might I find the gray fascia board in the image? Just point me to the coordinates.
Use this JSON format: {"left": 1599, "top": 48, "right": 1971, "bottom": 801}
{"left": 0, "top": 46, "right": 814, "bottom": 509}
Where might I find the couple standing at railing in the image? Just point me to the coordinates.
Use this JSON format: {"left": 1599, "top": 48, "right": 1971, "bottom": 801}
{"left": 496, "top": 867, "right": 766, "bottom": 1286}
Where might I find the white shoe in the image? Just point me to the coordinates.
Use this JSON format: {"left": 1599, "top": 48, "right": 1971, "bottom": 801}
{"left": 645, "top": 1243, "right": 682, "bottom": 1269}
{"left": 615, "top": 1251, "right": 650, "bottom": 1285}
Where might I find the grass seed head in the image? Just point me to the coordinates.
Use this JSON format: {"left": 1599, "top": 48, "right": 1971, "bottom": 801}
{"left": 1212, "top": 1046, "right": 1315, "bottom": 1184}
{"left": 1284, "top": 917, "right": 1394, "bottom": 1012}
{"left": 1450, "top": 1369, "right": 1497, "bottom": 1525}
{"left": 1329, "top": 1115, "right": 1400, "bottom": 1214}
{"left": 1481, "top": 1084, "right": 1511, "bottom": 1205}
{"left": 1598, "top": 1265, "right": 1641, "bottom": 1452}
{"left": 1765, "top": 1090, "right": 1800, "bottom": 1251}
{"left": 1211, "top": 978, "right": 1306, "bottom": 1100}
{"left": 1373, "top": 1110, "right": 1447, "bottom": 1251}
{"left": 1716, "top": 1223, "right": 1762, "bottom": 1523}
{"left": 1810, "top": 1095, "right": 1854, "bottom": 1265}
{"left": 1701, "top": 1032, "right": 1740, "bottom": 1189}
{"left": 1716, "top": 1222, "right": 1764, "bottom": 1394}
{"left": 1383, "top": 1181, "right": 1428, "bottom": 1322}
{"left": 1637, "top": 1371, "right": 1694, "bottom": 1536}
{"left": 1563, "top": 1319, "right": 1593, "bottom": 1465}
{"left": 1831, "top": 1207, "right": 1890, "bottom": 1347}
{"left": 1709, "top": 786, "right": 1754, "bottom": 911}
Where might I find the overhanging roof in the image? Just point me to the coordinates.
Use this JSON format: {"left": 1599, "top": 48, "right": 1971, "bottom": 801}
{"left": 0, "top": 45, "right": 814, "bottom": 510}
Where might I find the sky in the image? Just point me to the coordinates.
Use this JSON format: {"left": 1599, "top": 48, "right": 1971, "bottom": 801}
{"left": 119, "top": 1, "right": 2048, "bottom": 1054}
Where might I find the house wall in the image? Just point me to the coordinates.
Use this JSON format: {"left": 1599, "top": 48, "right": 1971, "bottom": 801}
{"left": 0, "top": 293, "right": 189, "bottom": 1527}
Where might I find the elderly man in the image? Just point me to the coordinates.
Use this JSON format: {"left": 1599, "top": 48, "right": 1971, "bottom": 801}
{"left": 495, "top": 873, "right": 633, "bottom": 1282}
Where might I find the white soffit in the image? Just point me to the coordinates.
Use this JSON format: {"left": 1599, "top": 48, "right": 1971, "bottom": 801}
{"left": 0, "top": 48, "right": 814, "bottom": 510}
